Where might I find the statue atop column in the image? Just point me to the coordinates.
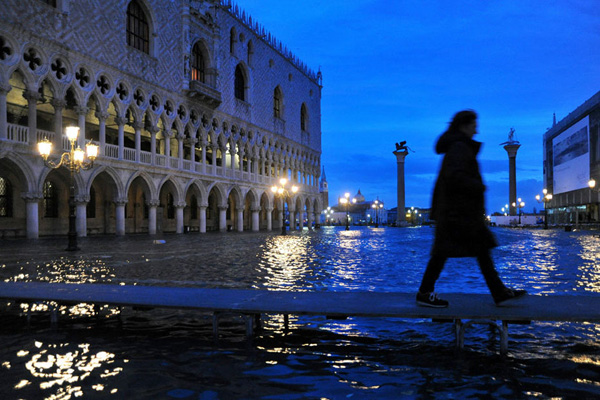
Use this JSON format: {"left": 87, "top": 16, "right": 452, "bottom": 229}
{"left": 500, "top": 128, "right": 519, "bottom": 146}
{"left": 501, "top": 128, "right": 521, "bottom": 216}
{"left": 393, "top": 141, "right": 410, "bottom": 226}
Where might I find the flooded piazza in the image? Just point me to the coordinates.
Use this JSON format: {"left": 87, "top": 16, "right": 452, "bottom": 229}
{"left": 0, "top": 226, "right": 600, "bottom": 399}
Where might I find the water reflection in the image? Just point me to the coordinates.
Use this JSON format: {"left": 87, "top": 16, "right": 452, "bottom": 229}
{"left": 573, "top": 234, "right": 600, "bottom": 293}
{"left": 20, "top": 341, "right": 121, "bottom": 399}
{"left": 1, "top": 228, "right": 600, "bottom": 398}
{"left": 257, "top": 235, "right": 315, "bottom": 291}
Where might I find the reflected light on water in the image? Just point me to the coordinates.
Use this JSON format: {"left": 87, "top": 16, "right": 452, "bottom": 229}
{"left": 20, "top": 341, "right": 121, "bottom": 399}
{"left": 576, "top": 235, "right": 600, "bottom": 293}
{"left": 257, "top": 235, "right": 314, "bottom": 291}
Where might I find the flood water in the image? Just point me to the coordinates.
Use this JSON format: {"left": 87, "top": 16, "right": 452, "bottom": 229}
{"left": 0, "top": 226, "right": 600, "bottom": 399}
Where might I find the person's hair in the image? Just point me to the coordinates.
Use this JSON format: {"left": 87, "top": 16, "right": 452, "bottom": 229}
{"left": 447, "top": 110, "right": 477, "bottom": 134}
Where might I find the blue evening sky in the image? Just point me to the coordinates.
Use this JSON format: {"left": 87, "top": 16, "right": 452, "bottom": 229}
{"left": 236, "top": 0, "right": 600, "bottom": 213}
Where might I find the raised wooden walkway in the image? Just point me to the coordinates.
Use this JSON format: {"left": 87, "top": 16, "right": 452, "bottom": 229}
{"left": 0, "top": 282, "right": 599, "bottom": 354}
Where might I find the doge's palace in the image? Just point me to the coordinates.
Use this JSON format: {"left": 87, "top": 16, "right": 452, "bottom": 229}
{"left": 0, "top": 0, "right": 323, "bottom": 238}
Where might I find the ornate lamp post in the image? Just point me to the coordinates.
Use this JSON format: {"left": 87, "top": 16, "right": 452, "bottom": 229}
{"left": 339, "top": 192, "right": 356, "bottom": 230}
{"left": 588, "top": 179, "right": 600, "bottom": 223}
{"left": 271, "top": 178, "right": 298, "bottom": 235}
{"left": 371, "top": 199, "right": 384, "bottom": 227}
{"left": 535, "top": 189, "right": 553, "bottom": 229}
{"left": 512, "top": 198, "right": 525, "bottom": 225}
{"left": 38, "top": 126, "right": 98, "bottom": 251}
{"left": 324, "top": 206, "right": 334, "bottom": 225}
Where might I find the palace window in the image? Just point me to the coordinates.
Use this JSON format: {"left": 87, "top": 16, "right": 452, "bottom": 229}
{"left": 127, "top": 0, "right": 149, "bottom": 54}
{"left": 301, "top": 104, "right": 308, "bottom": 131}
{"left": 43, "top": 181, "right": 58, "bottom": 218}
{"left": 39, "top": 0, "right": 57, "bottom": 7}
{"left": 229, "top": 28, "right": 236, "bottom": 54}
{"left": 0, "top": 177, "right": 12, "bottom": 217}
{"left": 234, "top": 65, "right": 245, "bottom": 101}
{"left": 191, "top": 42, "right": 205, "bottom": 83}
{"left": 273, "top": 87, "right": 282, "bottom": 119}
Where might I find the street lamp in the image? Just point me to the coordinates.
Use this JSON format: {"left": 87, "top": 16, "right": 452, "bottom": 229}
{"left": 271, "top": 178, "right": 298, "bottom": 235}
{"left": 339, "top": 192, "right": 356, "bottom": 230}
{"left": 589, "top": 179, "right": 600, "bottom": 224}
{"left": 371, "top": 199, "right": 384, "bottom": 227}
{"left": 322, "top": 206, "right": 334, "bottom": 226}
{"left": 535, "top": 189, "right": 553, "bottom": 229}
{"left": 38, "top": 126, "right": 98, "bottom": 251}
{"left": 512, "top": 198, "right": 525, "bottom": 225}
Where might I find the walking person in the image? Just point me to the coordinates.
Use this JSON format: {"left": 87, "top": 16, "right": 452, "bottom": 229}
{"left": 416, "top": 110, "right": 526, "bottom": 308}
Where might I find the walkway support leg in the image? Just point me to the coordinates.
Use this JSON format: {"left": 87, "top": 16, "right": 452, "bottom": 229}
{"left": 500, "top": 321, "right": 509, "bottom": 355}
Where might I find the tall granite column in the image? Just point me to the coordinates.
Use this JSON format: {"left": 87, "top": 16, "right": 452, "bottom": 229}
{"left": 393, "top": 149, "right": 409, "bottom": 225}
{"left": 504, "top": 143, "right": 521, "bottom": 216}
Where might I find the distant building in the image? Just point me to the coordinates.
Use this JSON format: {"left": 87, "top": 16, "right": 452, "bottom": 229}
{"left": 388, "top": 207, "right": 430, "bottom": 226}
{"left": 543, "top": 90, "right": 600, "bottom": 225}
{"left": 327, "top": 189, "right": 388, "bottom": 226}
{"left": 319, "top": 165, "right": 329, "bottom": 209}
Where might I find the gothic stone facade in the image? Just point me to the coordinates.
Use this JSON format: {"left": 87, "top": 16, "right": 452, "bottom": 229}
{"left": 0, "top": 0, "right": 323, "bottom": 238}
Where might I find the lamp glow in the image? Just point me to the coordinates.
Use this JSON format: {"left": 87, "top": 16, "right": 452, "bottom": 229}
{"left": 38, "top": 138, "right": 52, "bottom": 159}
{"left": 66, "top": 126, "right": 79, "bottom": 142}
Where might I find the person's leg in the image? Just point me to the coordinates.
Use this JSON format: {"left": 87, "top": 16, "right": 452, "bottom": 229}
{"left": 418, "top": 253, "right": 447, "bottom": 293}
{"left": 476, "top": 250, "right": 507, "bottom": 299}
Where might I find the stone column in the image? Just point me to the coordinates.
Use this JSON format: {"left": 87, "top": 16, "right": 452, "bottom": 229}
{"left": 393, "top": 149, "right": 409, "bottom": 225}
{"left": 0, "top": 84, "right": 10, "bottom": 140}
{"left": 504, "top": 143, "right": 521, "bottom": 216}
{"left": 75, "top": 196, "right": 88, "bottom": 237}
{"left": 278, "top": 208, "right": 284, "bottom": 230}
{"left": 289, "top": 208, "right": 296, "bottom": 230}
{"left": 148, "top": 200, "right": 159, "bottom": 235}
{"left": 164, "top": 129, "right": 172, "bottom": 166}
{"left": 51, "top": 99, "right": 66, "bottom": 150}
{"left": 298, "top": 211, "right": 304, "bottom": 230}
{"left": 176, "top": 202, "right": 185, "bottom": 233}
{"left": 218, "top": 206, "right": 227, "bottom": 231}
{"left": 177, "top": 134, "right": 184, "bottom": 169}
{"left": 148, "top": 126, "right": 159, "bottom": 165}
{"left": 115, "top": 117, "right": 127, "bottom": 160}
{"left": 199, "top": 205, "right": 207, "bottom": 233}
{"left": 251, "top": 207, "right": 260, "bottom": 231}
{"left": 189, "top": 137, "right": 197, "bottom": 164}
{"left": 266, "top": 207, "right": 273, "bottom": 231}
{"left": 75, "top": 106, "right": 88, "bottom": 149}
{"left": 23, "top": 90, "right": 40, "bottom": 145}
{"left": 200, "top": 141, "right": 207, "bottom": 174}
{"left": 237, "top": 209, "right": 243, "bottom": 232}
{"left": 115, "top": 198, "right": 127, "bottom": 236}
{"left": 231, "top": 146, "right": 238, "bottom": 171}
{"left": 133, "top": 121, "right": 143, "bottom": 162}
{"left": 95, "top": 111, "right": 109, "bottom": 156}
{"left": 22, "top": 193, "right": 41, "bottom": 239}
{"left": 212, "top": 144, "right": 218, "bottom": 170}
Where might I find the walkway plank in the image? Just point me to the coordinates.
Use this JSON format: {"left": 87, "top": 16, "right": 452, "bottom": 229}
{"left": 0, "top": 282, "right": 598, "bottom": 323}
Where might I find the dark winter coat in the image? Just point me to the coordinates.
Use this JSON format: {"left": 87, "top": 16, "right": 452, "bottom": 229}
{"left": 430, "top": 130, "right": 497, "bottom": 257}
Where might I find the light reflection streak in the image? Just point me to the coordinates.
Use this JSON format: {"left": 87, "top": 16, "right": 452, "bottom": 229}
{"left": 576, "top": 235, "right": 600, "bottom": 293}
{"left": 257, "top": 236, "right": 314, "bottom": 291}
{"left": 20, "top": 341, "right": 120, "bottom": 399}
